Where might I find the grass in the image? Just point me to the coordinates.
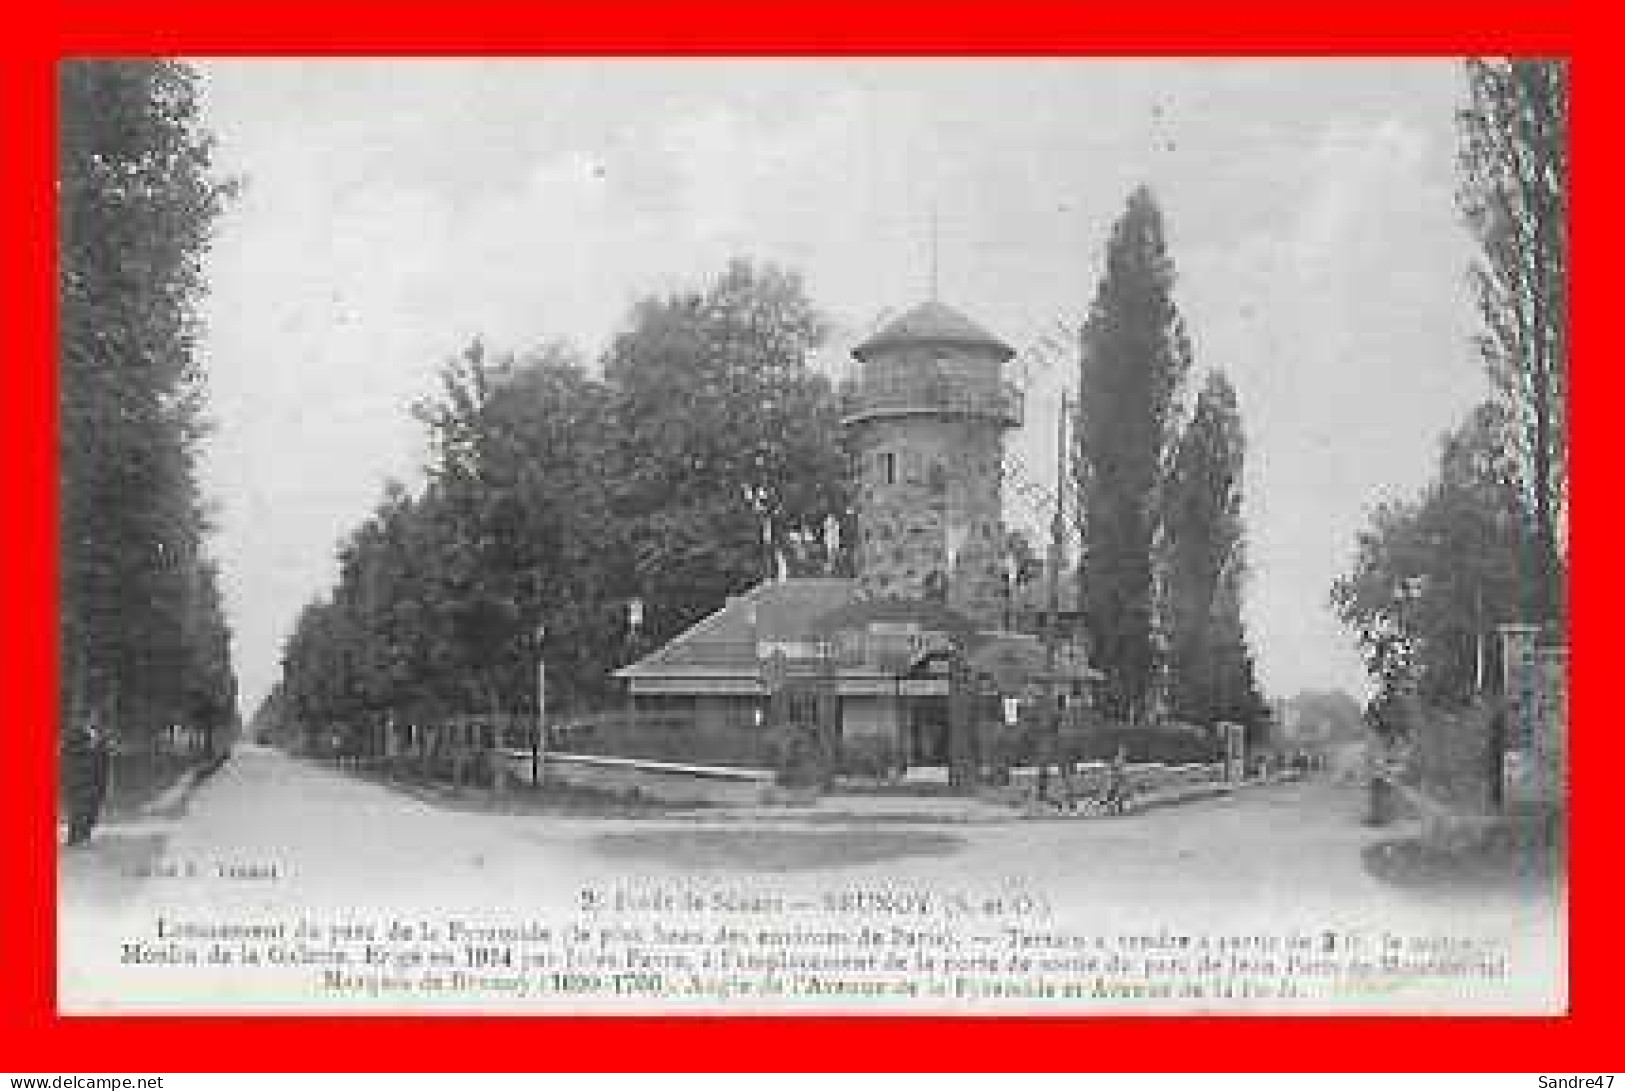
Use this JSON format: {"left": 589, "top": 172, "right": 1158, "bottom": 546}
{"left": 94, "top": 752, "right": 208, "bottom": 821}
{"left": 351, "top": 763, "right": 714, "bottom": 818}
{"left": 831, "top": 778, "right": 968, "bottom": 797}
{"left": 587, "top": 827, "right": 965, "bottom": 872}
{"left": 1362, "top": 804, "right": 1565, "bottom": 897}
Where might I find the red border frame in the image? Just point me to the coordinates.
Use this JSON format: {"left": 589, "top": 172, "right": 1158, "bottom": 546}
{"left": 4, "top": 0, "right": 1613, "bottom": 1072}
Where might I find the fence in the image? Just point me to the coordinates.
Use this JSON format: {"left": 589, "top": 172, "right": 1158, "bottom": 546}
{"left": 548, "top": 710, "right": 778, "bottom": 769}
{"left": 998, "top": 717, "right": 1224, "bottom": 768}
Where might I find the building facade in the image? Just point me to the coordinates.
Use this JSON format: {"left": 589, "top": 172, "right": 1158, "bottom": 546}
{"left": 616, "top": 299, "right": 1087, "bottom": 767}
{"left": 845, "top": 301, "right": 1022, "bottom": 629}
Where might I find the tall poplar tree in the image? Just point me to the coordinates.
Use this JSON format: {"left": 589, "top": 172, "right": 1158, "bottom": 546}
{"left": 59, "top": 60, "right": 238, "bottom": 747}
{"left": 1457, "top": 58, "right": 1568, "bottom": 623}
{"left": 1075, "top": 186, "right": 1192, "bottom": 721}
{"left": 1163, "top": 371, "right": 1267, "bottom": 737}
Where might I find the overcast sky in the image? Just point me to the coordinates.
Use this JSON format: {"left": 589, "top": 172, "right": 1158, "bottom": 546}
{"left": 194, "top": 58, "right": 1490, "bottom": 715}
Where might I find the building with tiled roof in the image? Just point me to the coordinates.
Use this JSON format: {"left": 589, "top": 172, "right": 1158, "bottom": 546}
{"left": 615, "top": 297, "right": 1093, "bottom": 766}
{"left": 618, "top": 578, "right": 860, "bottom": 697}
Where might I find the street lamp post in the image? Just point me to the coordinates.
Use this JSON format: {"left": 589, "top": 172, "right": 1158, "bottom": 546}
{"left": 1003, "top": 553, "right": 1019, "bottom": 633}
{"left": 1473, "top": 584, "right": 1486, "bottom": 696}
{"left": 627, "top": 597, "right": 645, "bottom": 730}
{"left": 532, "top": 623, "right": 546, "bottom": 787}
{"left": 817, "top": 634, "right": 840, "bottom": 789}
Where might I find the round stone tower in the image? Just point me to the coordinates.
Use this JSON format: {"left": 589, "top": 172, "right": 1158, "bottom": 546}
{"left": 844, "top": 301, "right": 1021, "bottom": 630}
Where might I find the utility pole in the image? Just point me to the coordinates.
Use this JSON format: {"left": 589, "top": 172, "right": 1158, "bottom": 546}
{"left": 1040, "top": 392, "right": 1070, "bottom": 799}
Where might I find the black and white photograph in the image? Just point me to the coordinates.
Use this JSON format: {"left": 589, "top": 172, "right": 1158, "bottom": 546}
{"left": 57, "top": 57, "right": 1568, "bottom": 1013}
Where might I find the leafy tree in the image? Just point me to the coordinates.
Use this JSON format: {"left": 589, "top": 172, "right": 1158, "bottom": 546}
{"left": 58, "top": 60, "right": 238, "bottom": 748}
{"left": 179, "top": 558, "right": 240, "bottom": 754}
{"left": 604, "top": 258, "right": 851, "bottom": 649}
{"left": 275, "top": 258, "right": 854, "bottom": 741}
{"left": 413, "top": 340, "right": 540, "bottom": 716}
{"left": 1457, "top": 58, "right": 1568, "bottom": 622}
{"left": 249, "top": 679, "right": 292, "bottom": 745}
{"left": 1284, "top": 689, "right": 1365, "bottom": 741}
{"left": 328, "top": 481, "right": 447, "bottom": 723}
{"left": 1332, "top": 402, "right": 1539, "bottom": 719}
{"left": 300, "top": 338, "right": 628, "bottom": 729}
{"left": 1163, "top": 371, "right": 1268, "bottom": 737}
{"left": 281, "top": 600, "right": 342, "bottom": 750}
{"left": 1075, "top": 186, "right": 1192, "bottom": 721}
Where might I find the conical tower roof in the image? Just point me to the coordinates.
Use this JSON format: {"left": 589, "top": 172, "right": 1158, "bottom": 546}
{"left": 851, "top": 300, "right": 1016, "bottom": 363}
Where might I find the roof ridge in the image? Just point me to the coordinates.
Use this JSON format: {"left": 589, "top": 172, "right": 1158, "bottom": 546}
{"left": 618, "top": 577, "right": 861, "bottom": 677}
{"left": 642, "top": 584, "right": 760, "bottom": 662}
{"left": 851, "top": 299, "right": 1014, "bottom": 362}
{"left": 627, "top": 577, "right": 855, "bottom": 662}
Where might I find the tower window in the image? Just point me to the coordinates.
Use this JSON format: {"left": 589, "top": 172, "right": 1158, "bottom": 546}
{"left": 879, "top": 451, "right": 896, "bottom": 486}
{"left": 905, "top": 451, "right": 923, "bottom": 484}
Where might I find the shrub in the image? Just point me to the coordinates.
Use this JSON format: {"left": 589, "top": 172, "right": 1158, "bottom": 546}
{"left": 1408, "top": 699, "right": 1498, "bottom": 813}
{"left": 837, "top": 734, "right": 904, "bottom": 780}
{"left": 1009, "top": 717, "right": 1223, "bottom": 766}
{"left": 773, "top": 723, "right": 830, "bottom": 788}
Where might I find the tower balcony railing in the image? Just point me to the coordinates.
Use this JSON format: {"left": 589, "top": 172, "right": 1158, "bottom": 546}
{"left": 841, "top": 376, "right": 1024, "bottom": 428}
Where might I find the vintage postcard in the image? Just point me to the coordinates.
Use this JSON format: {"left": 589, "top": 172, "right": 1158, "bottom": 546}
{"left": 56, "top": 56, "right": 1568, "bottom": 1015}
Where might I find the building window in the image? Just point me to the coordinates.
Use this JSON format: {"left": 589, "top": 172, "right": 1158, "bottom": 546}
{"left": 879, "top": 451, "right": 896, "bottom": 486}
